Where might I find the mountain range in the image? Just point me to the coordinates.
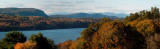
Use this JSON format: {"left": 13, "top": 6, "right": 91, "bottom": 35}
{"left": 0, "top": 8, "right": 128, "bottom": 18}
{"left": 49, "top": 12, "right": 128, "bottom": 18}
{"left": 101, "top": 12, "right": 128, "bottom": 18}
{"left": 50, "top": 13, "right": 117, "bottom": 18}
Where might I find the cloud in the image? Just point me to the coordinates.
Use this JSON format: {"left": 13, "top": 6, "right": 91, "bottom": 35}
{"left": 59, "top": 1, "right": 72, "bottom": 4}
{"left": 0, "top": 3, "right": 24, "bottom": 8}
{"left": 0, "top": 0, "right": 96, "bottom": 14}
{"left": 0, "top": 0, "right": 136, "bottom": 14}
{"left": 54, "top": 3, "right": 74, "bottom": 7}
{"left": 95, "top": 7, "right": 114, "bottom": 9}
{"left": 76, "top": 1, "right": 95, "bottom": 3}
{"left": 35, "top": 1, "right": 75, "bottom": 14}
{"left": 39, "top": 1, "right": 75, "bottom": 7}
{"left": 0, "top": 0, "right": 159, "bottom": 15}
{"left": 93, "top": 7, "right": 128, "bottom": 13}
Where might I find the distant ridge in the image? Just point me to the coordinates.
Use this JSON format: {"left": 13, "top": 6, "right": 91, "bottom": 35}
{"left": 101, "top": 12, "right": 128, "bottom": 18}
{"left": 50, "top": 13, "right": 117, "bottom": 18}
{"left": 0, "top": 8, "right": 48, "bottom": 17}
{"left": 49, "top": 12, "right": 128, "bottom": 18}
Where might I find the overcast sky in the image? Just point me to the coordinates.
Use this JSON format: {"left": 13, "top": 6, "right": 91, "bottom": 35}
{"left": 0, "top": 0, "right": 159, "bottom": 14}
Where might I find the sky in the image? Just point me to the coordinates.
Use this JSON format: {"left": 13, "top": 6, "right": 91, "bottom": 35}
{"left": 0, "top": 0, "right": 159, "bottom": 14}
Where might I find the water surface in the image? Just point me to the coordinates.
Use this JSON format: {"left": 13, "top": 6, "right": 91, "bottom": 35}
{"left": 0, "top": 28, "right": 85, "bottom": 44}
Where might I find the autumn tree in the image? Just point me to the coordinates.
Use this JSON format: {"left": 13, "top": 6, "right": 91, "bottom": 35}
{"left": 123, "top": 7, "right": 160, "bottom": 22}
{"left": 126, "top": 19, "right": 160, "bottom": 37}
{"left": 91, "top": 21, "right": 145, "bottom": 49}
{"left": 71, "top": 38, "right": 89, "bottom": 49}
{"left": 100, "top": 17, "right": 111, "bottom": 24}
{"left": 14, "top": 41, "right": 37, "bottom": 49}
{"left": 57, "top": 40, "right": 74, "bottom": 49}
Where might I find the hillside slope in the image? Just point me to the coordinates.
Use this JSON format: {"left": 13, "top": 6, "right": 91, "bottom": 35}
{"left": 0, "top": 8, "right": 48, "bottom": 17}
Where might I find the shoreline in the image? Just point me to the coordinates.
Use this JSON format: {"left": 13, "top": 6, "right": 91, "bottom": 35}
{"left": 0, "top": 27, "right": 87, "bottom": 32}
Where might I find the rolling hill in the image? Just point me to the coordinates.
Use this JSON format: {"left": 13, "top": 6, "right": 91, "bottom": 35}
{"left": 0, "top": 8, "right": 48, "bottom": 17}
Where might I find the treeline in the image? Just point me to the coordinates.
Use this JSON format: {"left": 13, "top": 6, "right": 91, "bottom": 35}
{"left": 0, "top": 31, "right": 57, "bottom": 49}
{"left": 57, "top": 7, "right": 160, "bottom": 49}
{"left": 0, "top": 15, "right": 100, "bottom": 31}
{"left": 124, "top": 7, "right": 160, "bottom": 22}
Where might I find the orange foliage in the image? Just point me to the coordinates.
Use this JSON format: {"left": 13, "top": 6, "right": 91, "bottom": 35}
{"left": 14, "top": 43, "right": 25, "bottom": 49}
{"left": 96, "top": 22, "right": 126, "bottom": 49}
{"left": 91, "top": 21, "right": 145, "bottom": 49}
{"left": 14, "top": 41, "right": 37, "bottom": 49}
{"left": 57, "top": 40, "right": 74, "bottom": 49}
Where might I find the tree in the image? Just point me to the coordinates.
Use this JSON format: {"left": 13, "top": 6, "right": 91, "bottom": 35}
{"left": 100, "top": 17, "right": 111, "bottom": 24}
{"left": 136, "top": 20, "right": 156, "bottom": 36}
{"left": 91, "top": 21, "right": 145, "bottom": 49}
{"left": 1, "top": 31, "right": 27, "bottom": 49}
{"left": 151, "top": 7, "right": 159, "bottom": 19}
{"left": 29, "top": 32, "right": 56, "bottom": 49}
{"left": 57, "top": 40, "right": 74, "bottom": 49}
{"left": 123, "top": 7, "right": 160, "bottom": 22}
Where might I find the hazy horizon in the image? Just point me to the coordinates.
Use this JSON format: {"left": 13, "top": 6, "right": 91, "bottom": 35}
{"left": 0, "top": 0, "right": 159, "bottom": 14}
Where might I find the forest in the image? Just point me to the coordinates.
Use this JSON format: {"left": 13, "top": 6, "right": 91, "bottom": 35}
{"left": 1, "top": 7, "right": 160, "bottom": 49}
{"left": 56, "top": 7, "right": 160, "bottom": 49}
{"left": 0, "top": 15, "right": 100, "bottom": 31}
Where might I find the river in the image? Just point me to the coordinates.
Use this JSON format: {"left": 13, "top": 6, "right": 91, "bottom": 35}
{"left": 0, "top": 28, "right": 86, "bottom": 44}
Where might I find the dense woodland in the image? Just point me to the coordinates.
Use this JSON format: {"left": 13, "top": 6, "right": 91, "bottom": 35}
{"left": 0, "top": 15, "right": 100, "bottom": 31}
{"left": 57, "top": 7, "right": 160, "bottom": 49}
{"left": 1, "top": 7, "right": 160, "bottom": 49}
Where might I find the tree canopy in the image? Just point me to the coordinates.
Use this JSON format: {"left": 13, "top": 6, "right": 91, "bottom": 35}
{"left": 0, "top": 31, "right": 26, "bottom": 49}
{"left": 29, "top": 32, "right": 56, "bottom": 49}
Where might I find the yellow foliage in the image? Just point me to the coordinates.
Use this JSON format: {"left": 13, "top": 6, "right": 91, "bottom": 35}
{"left": 91, "top": 21, "right": 127, "bottom": 49}
{"left": 127, "top": 19, "right": 156, "bottom": 36}
{"left": 126, "top": 20, "right": 138, "bottom": 27}
{"left": 136, "top": 20, "right": 155, "bottom": 36}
